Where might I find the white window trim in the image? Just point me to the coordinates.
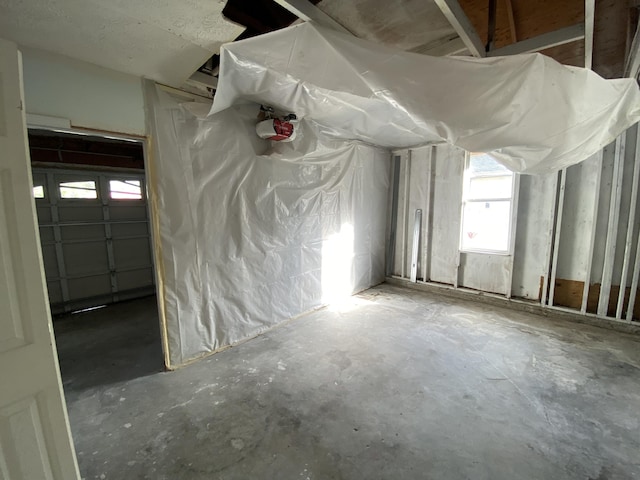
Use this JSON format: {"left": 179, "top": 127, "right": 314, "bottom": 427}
{"left": 459, "top": 152, "right": 519, "bottom": 256}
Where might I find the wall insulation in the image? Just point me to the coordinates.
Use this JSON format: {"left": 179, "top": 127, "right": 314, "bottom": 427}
{"left": 146, "top": 88, "right": 389, "bottom": 368}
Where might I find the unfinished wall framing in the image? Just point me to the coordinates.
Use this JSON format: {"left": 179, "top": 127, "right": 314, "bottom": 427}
{"left": 388, "top": 124, "right": 640, "bottom": 325}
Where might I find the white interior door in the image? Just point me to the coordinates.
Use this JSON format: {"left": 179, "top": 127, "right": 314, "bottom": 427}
{"left": 0, "top": 38, "right": 80, "bottom": 479}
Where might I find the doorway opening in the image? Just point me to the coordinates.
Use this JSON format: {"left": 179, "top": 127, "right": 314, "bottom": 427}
{"left": 28, "top": 128, "right": 164, "bottom": 391}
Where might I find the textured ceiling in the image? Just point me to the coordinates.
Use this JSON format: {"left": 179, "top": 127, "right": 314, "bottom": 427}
{"left": 318, "top": 0, "right": 457, "bottom": 52}
{"left": 0, "top": 0, "right": 244, "bottom": 86}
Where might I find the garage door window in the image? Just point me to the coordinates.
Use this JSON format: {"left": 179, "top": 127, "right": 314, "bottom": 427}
{"left": 109, "top": 180, "right": 142, "bottom": 200}
{"left": 460, "top": 153, "right": 515, "bottom": 254}
{"left": 59, "top": 180, "right": 98, "bottom": 199}
{"left": 33, "top": 185, "right": 45, "bottom": 199}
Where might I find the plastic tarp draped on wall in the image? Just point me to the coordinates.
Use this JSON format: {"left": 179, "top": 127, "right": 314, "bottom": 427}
{"left": 149, "top": 22, "right": 640, "bottom": 367}
{"left": 213, "top": 23, "right": 640, "bottom": 174}
{"left": 146, "top": 85, "right": 389, "bottom": 367}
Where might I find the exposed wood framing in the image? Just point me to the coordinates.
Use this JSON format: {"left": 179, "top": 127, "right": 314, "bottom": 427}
{"left": 187, "top": 71, "right": 218, "bottom": 90}
{"left": 422, "top": 147, "right": 435, "bottom": 281}
{"left": 271, "top": 0, "right": 351, "bottom": 34}
{"left": 585, "top": 0, "right": 595, "bottom": 69}
{"left": 486, "top": 0, "right": 498, "bottom": 52}
{"left": 625, "top": 19, "right": 640, "bottom": 78}
{"left": 598, "top": 132, "right": 626, "bottom": 317}
{"left": 548, "top": 169, "right": 567, "bottom": 307}
{"left": 627, "top": 213, "right": 640, "bottom": 322}
{"left": 410, "top": 209, "right": 422, "bottom": 282}
{"left": 488, "top": 24, "right": 585, "bottom": 57}
{"left": 581, "top": 150, "right": 603, "bottom": 314}
{"left": 410, "top": 36, "right": 468, "bottom": 56}
{"left": 541, "top": 172, "right": 560, "bottom": 305}
{"left": 433, "top": 0, "right": 486, "bottom": 57}
{"left": 504, "top": 0, "right": 517, "bottom": 43}
{"left": 616, "top": 126, "right": 640, "bottom": 320}
{"left": 400, "top": 151, "right": 412, "bottom": 278}
{"left": 505, "top": 174, "right": 520, "bottom": 298}
{"left": 386, "top": 155, "right": 402, "bottom": 276}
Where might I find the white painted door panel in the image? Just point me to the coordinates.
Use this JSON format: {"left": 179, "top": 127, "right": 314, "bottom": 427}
{"left": 0, "top": 38, "right": 80, "bottom": 479}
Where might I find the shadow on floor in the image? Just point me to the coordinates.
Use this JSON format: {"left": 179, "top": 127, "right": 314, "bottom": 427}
{"left": 53, "top": 295, "right": 164, "bottom": 399}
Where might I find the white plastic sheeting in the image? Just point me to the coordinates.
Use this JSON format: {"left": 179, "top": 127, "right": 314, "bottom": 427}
{"left": 146, "top": 86, "right": 389, "bottom": 368}
{"left": 213, "top": 23, "right": 640, "bottom": 174}
{"left": 148, "top": 22, "right": 640, "bottom": 367}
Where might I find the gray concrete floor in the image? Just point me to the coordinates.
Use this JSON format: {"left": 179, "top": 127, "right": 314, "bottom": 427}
{"left": 54, "top": 285, "right": 640, "bottom": 480}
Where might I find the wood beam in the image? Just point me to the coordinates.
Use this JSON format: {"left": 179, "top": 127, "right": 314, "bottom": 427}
{"left": 585, "top": 0, "right": 595, "bottom": 69}
{"left": 487, "top": 0, "right": 498, "bottom": 52}
{"left": 626, "top": 30, "right": 640, "bottom": 78}
{"left": 409, "top": 36, "right": 468, "bottom": 56}
{"left": 625, "top": 10, "right": 640, "bottom": 78}
{"left": 487, "top": 23, "right": 585, "bottom": 57}
{"left": 188, "top": 71, "right": 218, "bottom": 90}
{"left": 433, "top": 0, "right": 486, "bottom": 57}
{"left": 271, "top": 0, "right": 351, "bottom": 34}
{"left": 504, "top": 0, "right": 517, "bottom": 43}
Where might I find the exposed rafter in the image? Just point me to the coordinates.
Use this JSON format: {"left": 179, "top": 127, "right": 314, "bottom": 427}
{"left": 271, "top": 0, "right": 351, "bottom": 34}
{"left": 409, "top": 36, "right": 468, "bottom": 57}
{"left": 625, "top": 21, "right": 640, "bottom": 78}
{"left": 585, "top": 0, "right": 596, "bottom": 69}
{"left": 433, "top": 0, "right": 486, "bottom": 57}
{"left": 188, "top": 71, "right": 218, "bottom": 90}
{"left": 487, "top": 24, "right": 585, "bottom": 57}
{"left": 504, "top": 0, "right": 517, "bottom": 43}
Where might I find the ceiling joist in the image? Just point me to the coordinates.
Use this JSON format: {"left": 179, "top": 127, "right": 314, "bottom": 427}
{"left": 271, "top": 0, "right": 351, "bottom": 34}
{"left": 409, "top": 35, "right": 468, "bottom": 56}
{"left": 487, "top": 23, "right": 585, "bottom": 57}
{"left": 433, "top": 0, "right": 486, "bottom": 57}
{"left": 585, "top": 0, "right": 596, "bottom": 69}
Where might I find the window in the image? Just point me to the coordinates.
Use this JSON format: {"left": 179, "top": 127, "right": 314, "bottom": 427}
{"left": 460, "top": 153, "right": 516, "bottom": 253}
{"left": 59, "top": 180, "right": 97, "bottom": 199}
{"left": 109, "top": 179, "right": 142, "bottom": 200}
{"left": 33, "top": 185, "right": 45, "bottom": 199}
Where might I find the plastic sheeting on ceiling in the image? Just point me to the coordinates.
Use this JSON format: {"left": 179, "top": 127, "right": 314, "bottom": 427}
{"left": 212, "top": 22, "right": 640, "bottom": 174}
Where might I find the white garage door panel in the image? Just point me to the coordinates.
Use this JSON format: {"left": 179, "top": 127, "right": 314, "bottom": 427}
{"left": 113, "top": 238, "right": 151, "bottom": 268}
{"left": 67, "top": 275, "right": 111, "bottom": 299}
{"left": 32, "top": 168, "right": 154, "bottom": 312}
{"left": 59, "top": 224, "right": 104, "bottom": 241}
{"left": 116, "top": 268, "right": 153, "bottom": 291}
{"left": 109, "top": 205, "right": 147, "bottom": 220}
{"left": 39, "top": 226, "right": 54, "bottom": 243}
{"left": 111, "top": 221, "right": 148, "bottom": 237}
{"left": 46, "top": 281, "right": 63, "bottom": 305}
{"left": 36, "top": 206, "right": 51, "bottom": 223}
{"left": 57, "top": 206, "right": 102, "bottom": 223}
{"left": 61, "top": 242, "right": 109, "bottom": 276}
{"left": 41, "top": 245, "right": 59, "bottom": 278}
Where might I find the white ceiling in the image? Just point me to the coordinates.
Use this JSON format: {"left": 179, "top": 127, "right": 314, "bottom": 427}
{"left": 0, "top": 0, "right": 244, "bottom": 86}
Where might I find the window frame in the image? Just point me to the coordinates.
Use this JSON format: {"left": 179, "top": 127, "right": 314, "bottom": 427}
{"left": 33, "top": 184, "right": 46, "bottom": 199}
{"left": 459, "top": 152, "right": 519, "bottom": 256}
{"left": 108, "top": 178, "right": 144, "bottom": 201}
{"left": 57, "top": 178, "right": 100, "bottom": 201}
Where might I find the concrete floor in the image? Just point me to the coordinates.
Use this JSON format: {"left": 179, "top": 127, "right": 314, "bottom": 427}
{"left": 54, "top": 285, "right": 640, "bottom": 480}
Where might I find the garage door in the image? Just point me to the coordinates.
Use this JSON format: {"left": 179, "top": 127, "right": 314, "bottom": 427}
{"left": 32, "top": 168, "right": 155, "bottom": 314}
